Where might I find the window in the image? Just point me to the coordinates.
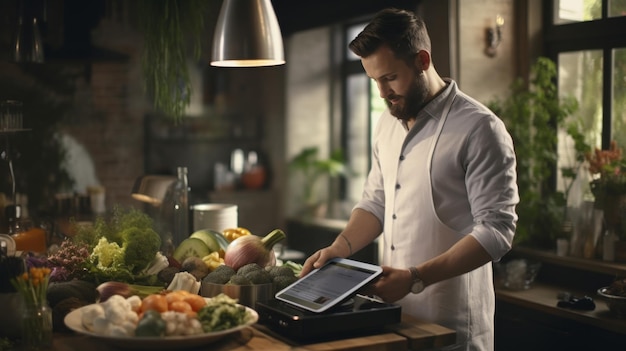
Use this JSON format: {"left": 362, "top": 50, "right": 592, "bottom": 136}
{"left": 341, "top": 23, "right": 369, "bottom": 206}
{"left": 340, "top": 22, "right": 389, "bottom": 206}
{"left": 549, "top": 0, "right": 626, "bottom": 196}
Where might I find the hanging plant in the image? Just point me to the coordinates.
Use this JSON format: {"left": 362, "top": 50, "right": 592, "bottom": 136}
{"left": 136, "top": 0, "right": 208, "bottom": 124}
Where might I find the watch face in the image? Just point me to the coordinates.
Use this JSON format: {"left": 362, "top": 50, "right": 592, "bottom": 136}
{"left": 411, "top": 281, "right": 425, "bottom": 294}
{"left": 409, "top": 267, "right": 424, "bottom": 294}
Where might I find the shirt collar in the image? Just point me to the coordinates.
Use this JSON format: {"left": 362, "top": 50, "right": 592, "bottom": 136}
{"left": 419, "top": 78, "right": 456, "bottom": 121}
{"left": 397, "top": 78, "right": 457, "bottom": 130}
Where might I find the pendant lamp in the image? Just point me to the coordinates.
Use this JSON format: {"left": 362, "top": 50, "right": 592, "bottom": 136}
{"left": 211, "top": 0, "right": 285, "bottom": 67}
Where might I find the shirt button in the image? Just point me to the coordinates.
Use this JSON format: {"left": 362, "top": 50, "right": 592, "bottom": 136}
{"left": 399, "top": 155, "right": 405, "bottom": 161}
{"left": 395, "top": 183, "right": 401, "bottom": 189}
{"left": 391, "top": 245, "right": 395, "bottom": 250}
{"left": 392, "top": 214, "right": 397, "bottom": 219}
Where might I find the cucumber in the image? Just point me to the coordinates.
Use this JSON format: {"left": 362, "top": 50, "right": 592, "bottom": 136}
{"left": 190, "top": 229, "right": 229, "bottom": 251}
{"left": 172, "top": 237, "right": 211, "bottom": 263}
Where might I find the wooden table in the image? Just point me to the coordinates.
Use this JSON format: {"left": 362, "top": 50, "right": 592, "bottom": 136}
{"left": 50, "top": 314, "right": 456, "bottom": 351}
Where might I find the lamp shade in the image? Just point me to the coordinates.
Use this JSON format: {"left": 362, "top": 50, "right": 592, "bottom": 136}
{"left": 211, "top": 0, "right": 285, "bottom": 67}
{"left": 131, "top": 175, "right": 176, "bottom": 206}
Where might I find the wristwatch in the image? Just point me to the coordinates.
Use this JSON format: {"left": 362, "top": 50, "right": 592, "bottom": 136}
{"left": 408, "top": 266, "right": 425, "bottom": 294}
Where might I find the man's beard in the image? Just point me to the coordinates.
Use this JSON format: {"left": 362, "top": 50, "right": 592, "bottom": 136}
{"left": 385, "top": 74, "right": 429, "bottom": 121}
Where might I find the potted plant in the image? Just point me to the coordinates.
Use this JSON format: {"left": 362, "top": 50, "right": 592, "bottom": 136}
{"left": 488, "top": 57, "right": 579, "bottom": 248}
{"left": 289, "top": 147, "right": 350, "bottom": 218}
{"left": 585, "top": 140, "right": 626, "bottom": 260}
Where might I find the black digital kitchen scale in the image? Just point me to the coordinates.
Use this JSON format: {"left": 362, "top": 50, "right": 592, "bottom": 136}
{"left": 255, "top": 294, "right": 402, "bottom": 341}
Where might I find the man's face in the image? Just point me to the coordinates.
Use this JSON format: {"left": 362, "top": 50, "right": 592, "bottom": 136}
{"left": 361, "top": 45, "right": 429, "bottom": 121}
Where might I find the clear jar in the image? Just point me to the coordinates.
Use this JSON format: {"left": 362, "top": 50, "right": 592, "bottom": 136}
{"left": 21, "top": 301, "right": 53, "bottom": 350}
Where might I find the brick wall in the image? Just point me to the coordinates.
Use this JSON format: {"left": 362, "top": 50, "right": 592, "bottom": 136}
{"left": 61, "top": 61, "right": 145, "bottom": 210}
{"left": 59, "top": 16, "right": 148, "bottom": 211}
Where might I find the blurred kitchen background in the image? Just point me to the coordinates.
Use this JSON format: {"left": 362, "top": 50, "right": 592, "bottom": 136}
{"left": 0, "top": 0, "right": 528, "bottom": 236}
{"left": 2, "top": 1, "right": 626, "bottom": 348}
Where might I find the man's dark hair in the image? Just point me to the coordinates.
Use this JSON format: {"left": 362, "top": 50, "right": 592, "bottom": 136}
{"left": 349, "top": 8, "right": 431, "bottom": 62}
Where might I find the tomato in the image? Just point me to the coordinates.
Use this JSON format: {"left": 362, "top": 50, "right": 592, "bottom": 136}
{"left": 165, "top": 290, "right": 187, "bottom": 304}
{"left": 184, "top": 294, "right": 207, "bottom": 312}
{"left": 141, "top": 294, "right": 168, "bottom": 313}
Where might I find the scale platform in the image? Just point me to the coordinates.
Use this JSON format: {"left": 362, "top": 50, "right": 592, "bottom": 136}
{"left": 255, "top": 294, "right": 402, "bottom": 341}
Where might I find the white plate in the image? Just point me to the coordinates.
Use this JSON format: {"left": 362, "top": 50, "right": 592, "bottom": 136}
{"left": 64, "top": 303, "right": 258, "bottom": 350}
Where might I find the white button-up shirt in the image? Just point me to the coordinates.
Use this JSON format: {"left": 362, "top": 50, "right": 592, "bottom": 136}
{"left": 355, "top": 79, "right": 518, "bottom": 351}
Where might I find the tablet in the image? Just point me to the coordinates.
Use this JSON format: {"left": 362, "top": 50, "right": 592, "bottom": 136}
{"left": 274, "top": 258, "right": 382, "bottom": 313}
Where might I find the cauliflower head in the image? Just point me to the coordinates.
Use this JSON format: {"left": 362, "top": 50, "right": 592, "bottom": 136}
{"left": 90, "top": 237, "right": 124, "bottom": 269}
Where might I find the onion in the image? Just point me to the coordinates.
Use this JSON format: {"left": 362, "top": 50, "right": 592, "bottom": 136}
{"left": 97, "top": 281, "right": 132, "bottom": 302}
{"left": 97, "top": 281, "right": 165, "bottom": 302}
{"left": 224, "top": 229, "right": 286, "bottom": 271}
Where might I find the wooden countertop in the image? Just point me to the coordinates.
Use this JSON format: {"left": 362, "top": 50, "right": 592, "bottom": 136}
{"left": 496, "top": 282, "right": 626, "bottom": 335}
{"left": 50, "top": 314, "right": 456, "bottom": 351}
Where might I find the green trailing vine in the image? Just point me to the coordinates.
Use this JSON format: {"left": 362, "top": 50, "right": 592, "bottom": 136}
{"left": 137, "top": 0, "right": 208, "bottom": 124}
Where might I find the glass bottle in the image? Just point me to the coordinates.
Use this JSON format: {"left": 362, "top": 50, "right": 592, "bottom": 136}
{"left": 6, "top": 204, "right": 22, "bottom": 235}
{"left": 168, "top": 167, "right": 190, "bottom": 248}
{"left": 603, "top": 229, "right": 617, "bottom": 261}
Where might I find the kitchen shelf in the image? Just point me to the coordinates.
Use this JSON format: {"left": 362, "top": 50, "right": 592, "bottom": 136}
{"left": 510, "top": 246, "right": 626, "bottom": 277}
{"left": 0, "top": 128, "right": 31, "bottom": 133}
{"left": 495, "top": 246, "right": 626, "bottom": 349}
{"left": 496, "top": 282, "right": 626, "bottom": 335}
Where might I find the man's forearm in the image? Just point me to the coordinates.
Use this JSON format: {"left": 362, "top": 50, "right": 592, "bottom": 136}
{"left": 333, "top": 208, "right": 383, "bottom": 256}
{"left": 417, "top": 234, "right": 493, "bottom": 287}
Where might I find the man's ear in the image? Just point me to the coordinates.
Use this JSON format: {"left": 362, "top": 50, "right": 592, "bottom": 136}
{"left": 414, "top": 50, "right": 431, "bottom": 71}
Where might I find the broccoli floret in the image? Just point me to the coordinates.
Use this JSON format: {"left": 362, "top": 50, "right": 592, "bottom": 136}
{"left": 203, "top": 272, "right": 230, "bottom": 285}
{"left": 203, "top": 265, "right": 236, "bottom": 284}
{"left": 273, "top": 275, "right": 298, "bottom": 291}
{"left": 121, "top": 227, "right": 161, "bottom": 273}
{"left": 214, "top": 265, "right": 237, "bottom": 277}
{"left": 244, "top": 269, "right": 272, "bottom": 284}
{"left": 227, "top": 274, "right": 251, "bottom": 285}
{"left": 109, "top": 207, "right": 156, "bottom": 242}
{"left": 197, "top": 294, "right": 248, "bottom": 332}
{"left": 266, "top": 265, "right": 295, "bottom": 279}
{"left": 236, "top": 263, "right": 263, "bottom": 276}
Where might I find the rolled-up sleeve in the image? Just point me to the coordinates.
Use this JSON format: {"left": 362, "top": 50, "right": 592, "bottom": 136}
{"left": 354, "top": 117, "right": 387, "bottom": 225}
{"left": 465, "top": 116, "right": 518, "bottom": 261}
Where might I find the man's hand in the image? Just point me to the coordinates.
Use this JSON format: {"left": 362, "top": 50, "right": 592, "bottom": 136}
{"left": 299, "top": 245, "right": 346, "bottom": 277}
{"left": 361, "top": 266, "right": 412, "bottom": 302}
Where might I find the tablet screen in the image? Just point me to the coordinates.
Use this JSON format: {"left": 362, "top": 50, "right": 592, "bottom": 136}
{"left": 274, "top": 258, "right": 382, "bottom": 313}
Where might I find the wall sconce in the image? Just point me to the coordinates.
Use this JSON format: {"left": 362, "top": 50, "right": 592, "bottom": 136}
{"left": 131, "top": 175, "right": 176, "bottom": 206}
{"left": 13, "top": 16, "right": 45, "bottom": 63}
{"left": 485, "top": 15, "right": 504, "bottom": 58}
{"left": 211, "top": 0, "right": 285, "bottom": 67}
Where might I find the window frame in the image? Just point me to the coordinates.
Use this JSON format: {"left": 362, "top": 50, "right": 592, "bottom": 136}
{"left": 544, "top": 1, "right": 626, "bottom": 149}
{"left": 337, "top": 20, "right": 372, "bottom": 204}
